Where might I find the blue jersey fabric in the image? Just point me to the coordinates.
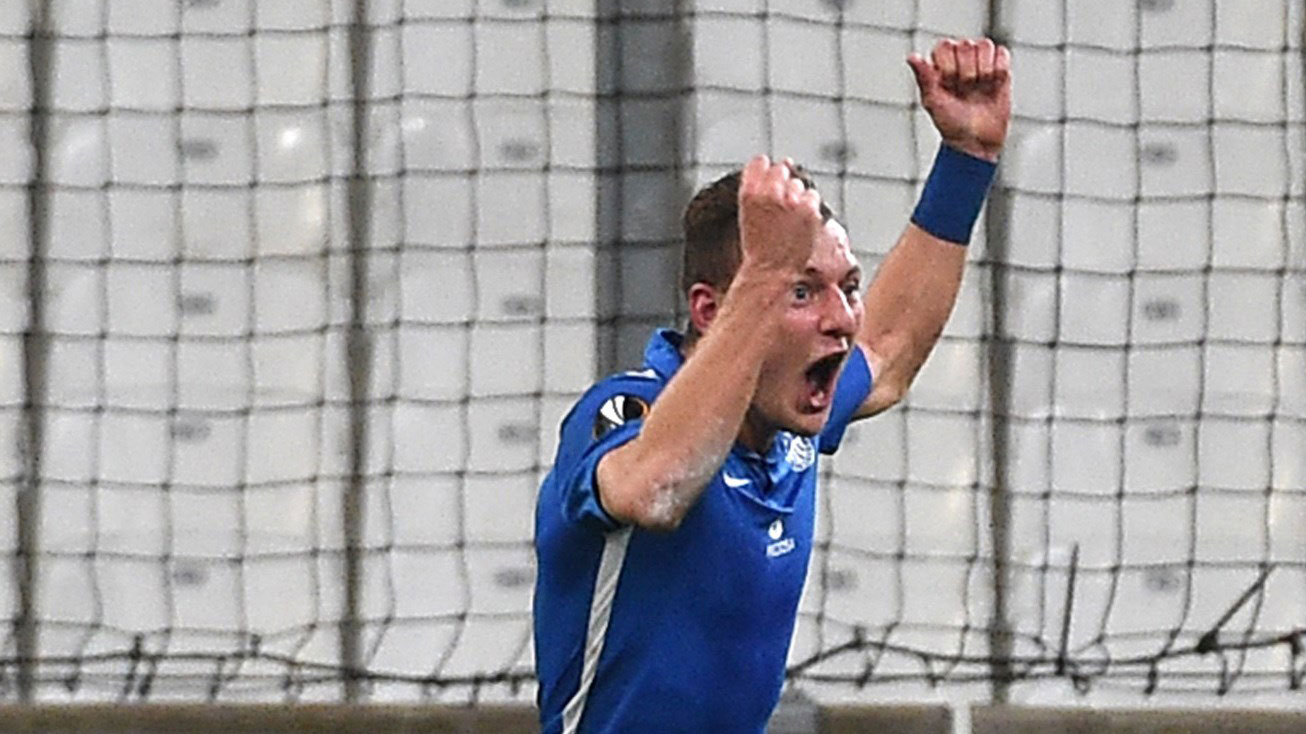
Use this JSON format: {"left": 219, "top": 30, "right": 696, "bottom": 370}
{"left": 533, "top": 329, "right": 872, "bottom": 734}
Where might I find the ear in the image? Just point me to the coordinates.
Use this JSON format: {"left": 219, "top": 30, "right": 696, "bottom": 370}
{"left": 687, "top": 282, "right": 722, "bottom": 336}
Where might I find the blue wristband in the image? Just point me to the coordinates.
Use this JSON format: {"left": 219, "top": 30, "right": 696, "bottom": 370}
{"left": 910, "top": 144, "right": 997, "bottom": 245}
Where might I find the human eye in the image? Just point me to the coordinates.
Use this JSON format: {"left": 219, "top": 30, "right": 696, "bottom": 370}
{"left": 793, "top": 282, "right": 812, "bottom": 302}
{"left": 842, "top": 280, "right": 861, "bottom": 299}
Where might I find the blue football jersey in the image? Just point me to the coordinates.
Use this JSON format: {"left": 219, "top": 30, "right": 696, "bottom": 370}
{"left": 533, "top": 329, "right": 872, "bottom": 734}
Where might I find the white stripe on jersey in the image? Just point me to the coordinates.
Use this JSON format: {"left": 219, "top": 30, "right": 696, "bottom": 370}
{"left": 561, "top": 526, "right": 633, "bottom": 734}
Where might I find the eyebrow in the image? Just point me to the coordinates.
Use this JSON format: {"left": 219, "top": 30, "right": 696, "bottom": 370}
{"left": 804, "top": 265, "right": 862, "bottom": 281}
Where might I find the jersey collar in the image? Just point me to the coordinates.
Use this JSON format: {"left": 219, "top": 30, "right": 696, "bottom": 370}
{"left": 643, "top": 328, "right": 686, "bottom": 381}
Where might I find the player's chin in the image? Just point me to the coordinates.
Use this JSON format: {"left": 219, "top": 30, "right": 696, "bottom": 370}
{"left": 786, "top": 403, "right": 831, "bottom": 437}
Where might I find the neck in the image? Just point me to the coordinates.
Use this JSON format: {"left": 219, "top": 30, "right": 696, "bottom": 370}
{"left": 737, "top": 408, "right": 777, "bottom": 453}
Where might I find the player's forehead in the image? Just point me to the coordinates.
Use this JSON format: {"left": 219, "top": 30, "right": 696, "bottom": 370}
{"left": 806, "top": 219, "right": 859, "bottom": 279}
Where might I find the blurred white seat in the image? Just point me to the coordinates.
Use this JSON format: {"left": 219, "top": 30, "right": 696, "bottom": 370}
{"left": 469, "top": 323, "right": 541, "bottom": 398}
{"left": 1001, "top": 271, "right": 1058, "bottom": 343}
{"left": 463, "top": 472, "right": 535, "bottom": 546}
{"left": 1003, "top": 121, "right": 1062, "bottom": 195}
{"left": 255, "top": 0, "right": 329, "bottom": 31}
{"left": 843, "top": 178, "right": 915, "bottom": 258}
{"left": 52, "top": 39, "right": 106, "bottom": 112}
{"left": 475, "top": 99, "right": 546, "bottom": 171}
{"left": 475, "top": 21, "right": 544, "bottom": 95}
{"left": 254, "top": 34, "right": 326, "bottom": 106}
{"left": 180, "top": 37, "right": 253, "bottom": 111}
{"left": 842, "top": 27, "right": 915, "bottom": 106}
{"left": 109, "top": 188, "right": 177, "bottom": 262}
{"left": 178, "top": 262, "right": 249, "bottom": 336}
{"left": 1051, "top": 421, "right": 1121, "bottom": 495}
{"left": 905, "top": 412, "right": 980, "bottom": 487}
{"left": 46, "top": 115, "right": 106, "bottom": 187}
{"left": 252, "top": 184, "right": 328, "bottom": 257}
{"left": 405, "top": 175, "right": 472, "bottom": 248}
{"left": 1137, "top": 200, "right": 1209, "bottom": 271}
{"left": 181, "top": 114, "right": 255, "bottom": 186}
{"left": 845, "top": 104, "right": 916, "bottom": 178}
{"left": 106, "top": 0, "right": 178, "bottom": 36}
{"left": 695, "top": 93, "right": 767, "bottom": 167}
{"left": 909, "top": 340, "right": 982, "bottom": 413}
{"left": 1138, "top": 128, "right": 1211, "bottom": 199}
{"left": 767, "top": 17, "right": 838, "bottom": 98}
{"left": 544, "top": 322, "right": 594, "bottom": 395}
{"left": 1123, "top": 418, "right": 1197, "bottom": 493}
{"left": 1062, "top": 200, "right": 1135, "bottom": 274}
{"left": 386, "top": 402, "right": 465, "bottom": 474}
{"left": 1216, "top": 0, "right": 1286, "bottom": 50}
{"left": 769, "top": 96, "right": 841, "bottom": 172}
{"left": 181, "top": 0, "right": 251, "bottom": 35}
{"left": 182, "top": 189, "right": 253, "bottom": 261}
{"left": 45, "top": 190, "right": 105, "bottom": 261}
{"left": 45, "top": 264, "right": 103, "bottom": 336}
{"left": 1066, "top": 0, "right": 1136, "bottom": 51}
{"left": 1203, "top": 344, "right": 1275, "bottom": 417}
{"left": 477, "top": 172, "right": 546, "bottom": 246}
{"left": 1211, "top": 198, "right": 1287, "bottom": 270}
{"left": 1054, "top": 347, "right": 1125, "bottom": 420}
{"left": 252, "top": 262, "right": 327, "bottom": 336}
{"left": 1130, "top": 273, "right": 1204, "bottom": 345}
{"left": 398, "top": 325, "right": 466, "bottom": 402}
{"left": 463, "top": 397, "right": 536, "bottom": 473}
{"left": 107, "top": 38, "right": 176, "bottom": 113}
{"left": 1127, "top": 346, "right": 1201, "bottom": 417}
{"left": 1065, "top": 48, "right": 1136, "bottom": 125}
{"left": 402, "top": 21, "right": 472, "bottom": 96}
{"left": 1207, "top": 271, "right": 1279, "bottom": 343}
{"left": 1278, "top": 347, "right": 1306, "bottom": 419}
{"left": 244, "top": 408, "right": 321, "bottom": 484}
{"left": 430, "top": 618, "right": 533, "bottom": 681}
{"left": 1058, "top": 274, "right": 1131, "bottom": 346}
{"left": 1139, "top": 51, "right": 1210, "bottom": 123}
{"left": 98, "top": 412, "right": 171, "bottom": 485}
{"left": 1140, "top": 0, "right": 1212, "bottom": 49}
{"left": 169, "top": 411, "right": 243, "bottom": 487}
{"left": 255, "top": 110, "right": 328, "bottom": 184}
{"left": 998, "top": 0, "right": 1064, "bottom": 46}
{"left": 1009, "top": 47, "right": 1065, "bottom": 122}
{"left": 109, "top": 115, "right": 179, "bottom": 186}
{"left": 1199, "top": 417, "right": 1270, "bottom": 490}
{"left": 105, "top": 263, "right": 177, "bottom": 336}
{"left": 1214, "top": 124, "right": 1286, "bottom": 197}
{"left": 1064, "top": 123, "right": 1136, "bottom": 200}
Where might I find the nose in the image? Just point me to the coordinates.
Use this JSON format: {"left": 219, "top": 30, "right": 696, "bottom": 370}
{"left": 820, "top": 285, "right": 857, "bottom": 341}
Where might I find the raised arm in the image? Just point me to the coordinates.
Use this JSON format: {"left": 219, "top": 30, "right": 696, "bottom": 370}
{"left": 855, "top": 38, "right": 1012, "bottom": 418}
{"left": 596, "top": 158, "right": 823, "bottom": 531}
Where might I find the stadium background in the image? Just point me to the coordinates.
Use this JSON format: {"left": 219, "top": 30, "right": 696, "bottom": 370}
{"left": 1, "top": 0, "right": 1304, "bottom": 731}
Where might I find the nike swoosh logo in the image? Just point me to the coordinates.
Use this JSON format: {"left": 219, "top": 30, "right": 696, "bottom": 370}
{"left": 722, "top": 472, "right": 750, "bottom": 488}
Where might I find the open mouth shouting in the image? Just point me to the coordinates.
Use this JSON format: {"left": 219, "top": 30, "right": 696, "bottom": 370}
{"left": 802, "top": 349, "right": 848, "bottom": 412}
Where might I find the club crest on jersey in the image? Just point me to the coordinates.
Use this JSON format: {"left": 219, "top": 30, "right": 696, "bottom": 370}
{"left": 766, "top": 518, "right": 794, "bottom": 558}
{"left": 785, "top": 435, "right": 815, "bottom": 471}
{"left": 593, "top": 394, "right": 650, "bottom": 439}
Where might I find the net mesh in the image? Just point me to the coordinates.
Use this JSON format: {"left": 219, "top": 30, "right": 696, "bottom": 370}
{"left": 0, "top": 0, "right": 1303, "bottom": 705}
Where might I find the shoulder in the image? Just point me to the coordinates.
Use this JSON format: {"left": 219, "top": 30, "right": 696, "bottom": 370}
{"left": 558, "top": 368, "right": 665, "bottom": 448}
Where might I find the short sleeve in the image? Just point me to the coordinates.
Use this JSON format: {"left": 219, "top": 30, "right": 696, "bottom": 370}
{"left": 557, "top": 420, "right": 642, "bottom": 531}
{"left": 817, "top": 345, "right": 873, "bottom": 455}
{"left": 548, "top": 384, "right": 656, "bottom": 532}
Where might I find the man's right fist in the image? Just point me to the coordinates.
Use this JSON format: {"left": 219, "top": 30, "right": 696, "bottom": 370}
{"left": 737, "top": 155, "right": 824, "bottom": 276}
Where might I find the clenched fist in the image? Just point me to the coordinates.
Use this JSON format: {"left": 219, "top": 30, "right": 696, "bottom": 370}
{"left": 737, "top": 156, "right": 825, "bottom": 276}
{"left": 908, "top": 38, "right": 1012, "bottom": 162}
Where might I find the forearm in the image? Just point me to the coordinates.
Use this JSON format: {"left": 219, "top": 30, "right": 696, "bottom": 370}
{"left": 597, "top": 265, "right": 789, "bottom": 530}
{"left": 856, "top": 223, "right": 966, "bottom": 415}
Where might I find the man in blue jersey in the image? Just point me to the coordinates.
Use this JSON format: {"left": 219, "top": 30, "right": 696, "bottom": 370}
{"left": 534, "top": 37, "right": 1011, "bottom": 733}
